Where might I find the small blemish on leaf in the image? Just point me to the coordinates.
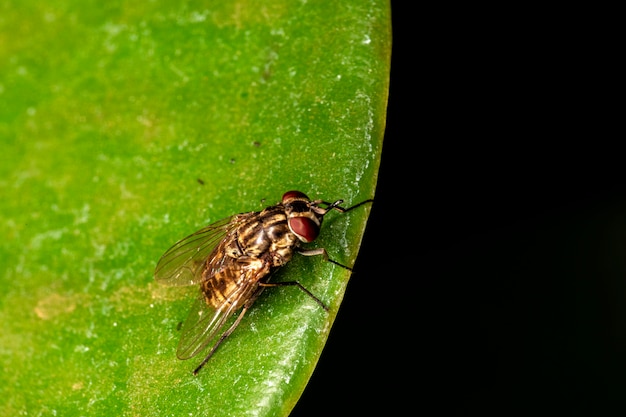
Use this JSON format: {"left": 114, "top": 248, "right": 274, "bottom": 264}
{"left": 34, "top": 293, "right": 76, "bottom": 320}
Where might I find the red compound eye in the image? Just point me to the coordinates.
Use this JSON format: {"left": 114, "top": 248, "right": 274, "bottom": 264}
{"left": 282, "top": 190, "right": 309, "bottom": 204}
{"left": 288, "top": 217, "right": 320, "bottom": 242}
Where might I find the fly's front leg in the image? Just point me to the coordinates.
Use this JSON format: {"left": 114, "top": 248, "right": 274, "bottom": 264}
{"left": 297, "top": 247, "right": 353, "bottom": 271}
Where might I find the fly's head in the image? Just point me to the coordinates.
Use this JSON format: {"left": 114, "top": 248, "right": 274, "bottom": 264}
{"left": 282, "top": 190, "right": 343, "bottom": 243}
{"left": 282, "top": 191, "right": 320, "bottom": 243}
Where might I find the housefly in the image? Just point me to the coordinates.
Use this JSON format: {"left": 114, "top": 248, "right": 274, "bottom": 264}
{"left": 154, "top": 190, "right": 373, "bottom": 374}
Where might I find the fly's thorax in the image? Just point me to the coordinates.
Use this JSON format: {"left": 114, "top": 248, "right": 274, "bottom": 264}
{"left": 235, "top": 205, "right": 300, "bottom": 267}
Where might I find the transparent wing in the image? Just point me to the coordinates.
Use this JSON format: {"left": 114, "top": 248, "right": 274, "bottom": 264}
{"left": 176, "top": 263, "right": 267, "bottom": 360}
{"left": 154, "top": 216, "right": 239, "bottom": 287}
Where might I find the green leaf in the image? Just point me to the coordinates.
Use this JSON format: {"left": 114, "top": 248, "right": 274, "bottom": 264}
{"left": 0, "top": 1, "right": 390, "bottom": 416}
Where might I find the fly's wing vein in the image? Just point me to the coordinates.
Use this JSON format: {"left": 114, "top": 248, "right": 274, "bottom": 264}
{"left": 176, "top": 271, "right": 261, "bottom": 360}
{"left": 154, "top": 215, "right": 240, "bottom": 287}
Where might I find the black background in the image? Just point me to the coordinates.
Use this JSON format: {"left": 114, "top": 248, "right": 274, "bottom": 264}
{"left": 292, "top": 2, "right": 624, "bottom": 416}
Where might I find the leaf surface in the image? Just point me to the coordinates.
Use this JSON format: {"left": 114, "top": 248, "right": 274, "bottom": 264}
{"left": 0, "top": 1, "right": 390, "bottom": 415}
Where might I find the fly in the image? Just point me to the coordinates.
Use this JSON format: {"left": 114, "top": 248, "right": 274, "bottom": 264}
{"left": 154, "top": 190, "right": 372, "bottom": 375}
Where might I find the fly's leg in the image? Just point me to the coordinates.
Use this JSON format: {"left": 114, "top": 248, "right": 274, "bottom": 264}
{"left": 297, "top": 247, "right": 353, "bottom": 271}
{"left": 327, "top": 198, "right": 374, "bottom": 214}
{"left": 312, "top": 198, "right": 374, "bottom": 219}
{"left": 260, "top": 281, "right": 329, "bottom": 311}
{"left": 192, "top": 306, "right": 251, "bottom": 375}
{"left": 305, "top": 197, "right": 373, "bottom": 269}
{"left": 266, "top": 245, "right": 360, "bottom": 313}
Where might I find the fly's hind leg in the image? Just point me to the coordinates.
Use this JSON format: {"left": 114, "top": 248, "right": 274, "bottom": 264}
{"left": 192, "top": 306, "right": 251, "bottom": 375}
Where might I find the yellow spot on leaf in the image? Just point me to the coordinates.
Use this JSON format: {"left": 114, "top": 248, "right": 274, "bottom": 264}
{"left": 34, "top": 293, "right": 76, "bottom": 320}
